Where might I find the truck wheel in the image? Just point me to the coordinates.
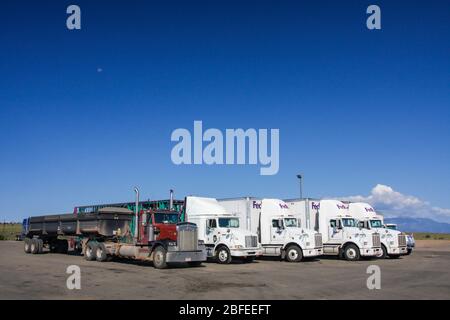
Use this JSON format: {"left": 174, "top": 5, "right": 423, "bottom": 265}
{"left": 215, "top": 246, "right": 232, "bottom": 264}
{"left": 24, "top": 238, "right": 32, "bottom": 253}
{"left": 30, "top": 238, "right": 40, "bottom": 254}
{"left": 376, "top": 244, "right": 387, "bottom": 259}
{"left": 84, "top": 242, "right": 97, "bottom": 261}
{"left": 153, "top": 246, "right": 168, "bottom": 269}
{"left": 285, "top": 245, "right": 303, "bottom": 262}
{"left": 95, "top": 243, "right": 108, "bottom": 262}
{"left": 407, "top": 248, "right": 412, "bottom": 255}
{"left": 343, "top": 244, "right": 360, "bottom": 261}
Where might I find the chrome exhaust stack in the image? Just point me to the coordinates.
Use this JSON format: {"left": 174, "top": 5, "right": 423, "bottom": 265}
{"left": 169, "top": 189, "right": 174, "bottom": 211}
{"left": 134, "top": 187, "right": 140, "bottom": 243}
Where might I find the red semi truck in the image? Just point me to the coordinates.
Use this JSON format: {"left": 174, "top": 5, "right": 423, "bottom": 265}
{"left": 23, "top": 189, "right": 207, "bottom": 269}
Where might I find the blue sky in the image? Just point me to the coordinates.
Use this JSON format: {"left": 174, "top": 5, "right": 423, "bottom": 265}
{"left": 0, "top": 0, "right": 449, "bottom": 221}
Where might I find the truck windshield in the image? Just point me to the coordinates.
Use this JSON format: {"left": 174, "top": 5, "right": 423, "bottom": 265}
{"left": 154, "top": 213, "right": 179, "bottom": 224}
{"left": 342, "top": 218, "right": 356, "bottom": 227}
{"left": 386, "top": 225, "right": 397, "bottom": 230}
{"left": 370, "top": 220, "right": 383, "bottom": 228}
{"left": 284, "top": 218, "right": 298, "bottom": 227}
{"left": 218, "top": 218, "right": 240, "bottom": 228}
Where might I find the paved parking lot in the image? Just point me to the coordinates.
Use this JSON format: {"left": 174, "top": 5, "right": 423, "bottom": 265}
{"left": 0, "top": 240, "right": 449, "bottom": 299}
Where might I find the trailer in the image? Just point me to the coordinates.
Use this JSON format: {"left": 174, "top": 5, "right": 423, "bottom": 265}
{"left": 23, "top": 192, "right": 207, "bottom": 269}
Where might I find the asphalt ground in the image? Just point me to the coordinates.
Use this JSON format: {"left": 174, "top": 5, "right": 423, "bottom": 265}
{"left": 1, "top": 240, "right": 449, "bottom": 299}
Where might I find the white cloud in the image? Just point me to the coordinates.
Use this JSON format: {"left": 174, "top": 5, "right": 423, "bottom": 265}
{"left": 340, "top": 184, "right": 450, "bottom": 223}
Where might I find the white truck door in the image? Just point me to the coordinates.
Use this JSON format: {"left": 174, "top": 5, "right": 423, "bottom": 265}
{"left": 206, "top": 218, "right": 218, "bottom": 243}
{"left": 270, "top": 219, "right": 286, "bottom": 244}
{"left": 328, "top": 219, "right": 344, "bottom": 242}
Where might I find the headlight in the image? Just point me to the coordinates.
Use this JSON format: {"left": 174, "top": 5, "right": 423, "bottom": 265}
{"left": 168, "top": 241, "right": 177, "bottom": 246}
{"left": 235, "top": 245, "right": 243, "bottom": 249}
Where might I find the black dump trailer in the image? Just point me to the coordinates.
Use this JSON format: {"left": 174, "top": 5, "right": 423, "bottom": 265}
{"left": 24, "top": 207, "right": 134, "bottom": 255}
{"left": 23, "top": 206, "right": 207, "bottom": 269}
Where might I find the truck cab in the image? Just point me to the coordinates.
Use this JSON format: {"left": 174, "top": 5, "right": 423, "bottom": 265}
{"left": 349, "top": 202, "right": 407, "bottom": 258}
{"left": 286, "top": 199, "right": 381, "bottom": 261}
{"left": 219, "top": 198, "right": 322, "bottom": 262}
{"left": 138, "top": 210, "right": 180, "bottom": 244}
{"left": 185, "top": 196, "right": 262, "bottom": 264}
{"left": 385, "top": 223, "right": 415, "bottom": 255}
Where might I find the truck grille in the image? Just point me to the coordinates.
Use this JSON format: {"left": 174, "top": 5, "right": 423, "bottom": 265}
{"left": 177, "top": 223, "right": 198, "bottom": 251}
{"left": 245, "top": 235, "right": 258, "bottom": 248}
{"left": 398, "top": 234, "right": 407, "bottom": 247}
{"left": 372, "top": 233, "right": 381, "bottom": 247}
{"left": 314, "top": 233, "right": 323, "bottom": 247}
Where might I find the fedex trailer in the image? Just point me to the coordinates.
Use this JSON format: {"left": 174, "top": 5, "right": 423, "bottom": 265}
{"left": 286, "top": 199, "right": 381, "bottom": 261}
{"left": 218, "top": 198, "right": 323, "bottom": 262}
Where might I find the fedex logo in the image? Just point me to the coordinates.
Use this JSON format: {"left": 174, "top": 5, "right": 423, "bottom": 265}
{"left": 365, "top": 207, "right": 375, "bottom": 212}
{"left": 279, "top": 203, "right": 289, "bottom": 209}
{"left": 337, "top": 204, "right": 349, "bottom": 210}
{"left": 252, "top": 201, "right": 261, "bottom": 209}
{"left": 312, "top": 202, "right": 320, "bottom": 210}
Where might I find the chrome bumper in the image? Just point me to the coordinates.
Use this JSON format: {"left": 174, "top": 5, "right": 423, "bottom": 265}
{"left": 303, "top": 247, "right": 323, "bottom": 257}
{"left": 360, "top": 247, "right": 381, "bottom": 257}
{"left": 166, "top": 250, "right": 207, "bottom": 263}
{"left": 230, "top": 247, "right": 263, "bottom": 257}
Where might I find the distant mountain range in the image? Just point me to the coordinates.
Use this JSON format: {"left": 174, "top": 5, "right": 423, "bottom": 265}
{"left": 384, "top": 217, "right": 450, "bottom": 233}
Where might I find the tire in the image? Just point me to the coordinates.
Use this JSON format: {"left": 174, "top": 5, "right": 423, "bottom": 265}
{"left": 376, "top": 244, "right": 387, "bottom": 259}
{"left": 187, "top": 261, "right": 202, "bottom": 267}
{"left": 285, "top": 245, "right": 303, "bottom": 262}
{"left": 84, "top": 242, "right": 98, "bottom": 261}
{"left": 407, "top": 249, "right": 412, "bottom": 255}
{"left": 30, "top": 238, "right": 40, "bottom": 254}
{"left": 243, "top": 256, "right": 256, "bottom": 263}
{"left": 95, "top": 243, "right": 108, "bottom": 262}
{"left": 215, "top": 246, "right": 232, "bottom": 264}
{"left": 24, "top": 238, "right": 32, "bottom": 254}
{"left": 153, "top": 246, "right": 168, "bottom": 269}
{"left": 343, "top": 244, "right": 360, "bottom": 261}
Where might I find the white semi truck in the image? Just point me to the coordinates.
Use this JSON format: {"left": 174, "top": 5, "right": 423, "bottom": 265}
{"left": 218, "top": 198, "right": 323, "bottom": 262}
{"left": 385, "top": 223, "right": 415, "bottom": 255}
{"left": 286, "top": 199, "right": 381, "bottom": 261}
{"left": 184, "top": 196, "right": 262, "bottom": 264}
{"left": 349, "top": 202, "right": 407, "bottom": 258}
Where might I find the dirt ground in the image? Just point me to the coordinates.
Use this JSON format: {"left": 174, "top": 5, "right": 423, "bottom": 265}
{"left": 0, "top": 240, "right": 449, "bottom": 300}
